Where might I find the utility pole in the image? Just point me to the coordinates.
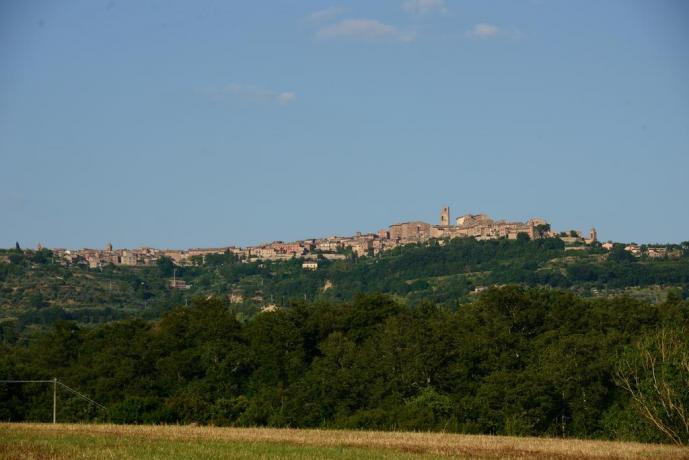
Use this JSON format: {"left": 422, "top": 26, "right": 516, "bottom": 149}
{"left": 53, "top": 377, "right": 57, "bottom": 424}
{"left": 0, "top": 379, "right": 106, "bottom": 423}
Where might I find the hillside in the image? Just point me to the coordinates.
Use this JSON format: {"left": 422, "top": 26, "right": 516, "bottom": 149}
{"left": 1, "top": 238, "right": 688, "bottom": 335}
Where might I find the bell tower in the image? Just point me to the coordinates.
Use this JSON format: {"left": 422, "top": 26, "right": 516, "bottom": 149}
{"left": 440, "top": 206, "right": 450, "bottom": 226}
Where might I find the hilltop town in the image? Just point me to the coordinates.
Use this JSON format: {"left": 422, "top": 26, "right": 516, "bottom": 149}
{"left": 44, "top": 206, "right": 604, "bottom": 270}
{"left": 2, "top": 205, "right": 686, "bottom": 323}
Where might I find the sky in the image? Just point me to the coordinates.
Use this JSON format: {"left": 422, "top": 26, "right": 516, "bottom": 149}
{"left": 1, "top": 0, "right": 688, "bottom": 249}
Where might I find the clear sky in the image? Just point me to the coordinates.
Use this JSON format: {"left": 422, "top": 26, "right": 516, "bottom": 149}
{"left": 1, "top": 0, "right": 688, "bottom": 249}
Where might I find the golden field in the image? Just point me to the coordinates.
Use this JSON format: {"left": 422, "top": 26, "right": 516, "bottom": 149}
{"left": 1, "top": 423, "right": 689, "bottom": 459}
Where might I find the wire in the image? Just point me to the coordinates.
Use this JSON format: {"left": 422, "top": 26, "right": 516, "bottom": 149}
{"left": 0, "top": 379, "right": 107, "bottom": 411}
{"left": 57, "top": 381, "right": 107, "bottom": 411}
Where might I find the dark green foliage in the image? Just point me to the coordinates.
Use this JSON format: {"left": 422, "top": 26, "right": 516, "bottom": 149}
{"left": 109, "top": 397, "right": 162, "bottom": 424}
{"left": 2, "top": 289, "right": 689, "bottom": 444}
{"left": 156, "top": 256, "right": 175, "bottom": 277}
{"left": 609, "top": 245, "right": 636, "bottom": 264}
{"left": 26, "top": 292, "right": 47, "bottom": 309}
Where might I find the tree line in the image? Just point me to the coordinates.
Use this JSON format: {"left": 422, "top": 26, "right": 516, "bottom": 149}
{"left": 1, "top": 287, "right": 689, "bottom": 444}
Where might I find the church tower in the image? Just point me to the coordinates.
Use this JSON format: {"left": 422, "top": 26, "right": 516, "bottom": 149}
{"left": 440, "top": 206, "right": 450, "bottom": 226}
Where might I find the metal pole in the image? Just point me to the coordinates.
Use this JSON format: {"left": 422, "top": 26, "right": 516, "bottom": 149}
{"left": 53, "top": 377, "right": 57, "bottom": 424}
{"left": 0, "top": 379, "right": 106, "bottom": 421}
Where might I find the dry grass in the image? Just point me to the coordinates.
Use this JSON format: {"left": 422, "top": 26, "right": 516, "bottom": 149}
{"left": 2, "top": 423, "right": 689, "bottom": 459}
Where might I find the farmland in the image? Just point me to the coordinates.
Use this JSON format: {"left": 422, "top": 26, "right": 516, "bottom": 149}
{"left": 1, "top": 424, "right": 688, "bottom": 459}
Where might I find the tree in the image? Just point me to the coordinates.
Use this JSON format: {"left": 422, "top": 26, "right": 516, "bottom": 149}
{"left": 26, "top": 292, "right": 47, "bottom": 309}
{"left": 156, "top": 256, "right": 175, "bottom": 277}
{"left": 615, "top": 328, "right": 689, "bottom": 445}
{"left": 609, "top": 246, "right": 636, "bottom": 264}
{"left": 535, "top": 224, "right": 551, "bottom": 238}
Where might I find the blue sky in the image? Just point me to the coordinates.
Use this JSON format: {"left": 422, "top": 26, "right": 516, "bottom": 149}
{"left": 1, "top": 0, "right": 688, "bottom": 249}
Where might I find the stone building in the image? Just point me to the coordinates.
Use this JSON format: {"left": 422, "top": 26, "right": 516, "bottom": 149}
{"left": 388, "top": 221, "right": 433, "bottom": 241}
{"left": 119, "top": 251, "right": 138, "bottom": 266}
{"left": 456, "top": 214, "right": 493, "bottom": 226}
{"left": 585, "top": 228, "right": 598, "bottom": 244}
{"left": 440, "top": 206, "right": 450, "bottom": 226}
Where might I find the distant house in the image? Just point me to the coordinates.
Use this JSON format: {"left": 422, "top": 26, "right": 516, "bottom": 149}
{"left": 646, "top": 247, "right": 681, "bottom": 259}
{"left": 302, "top": 260, "right": 319, "bottom": 270}
{"left": 169, "top": 279, "right": 190, "bottom": 289}
{"left": 624, "top": 244, "right": 642, "bottom": 256}
{"left": 322, "top": 253, "right": 346, "bottom": 261}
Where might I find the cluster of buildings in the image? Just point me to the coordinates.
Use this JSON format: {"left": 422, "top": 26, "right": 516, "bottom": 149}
{"left": 49, "top": 206, "right": 597, "bottom": 270}
{"left": 387, "top": 207, "right": 554, "bottom": 242}
{"left": 57, "top": 243, "right": 161, "bottom": 269}
{"left": 616, "top": 243, "right": 683, "bottom": 259}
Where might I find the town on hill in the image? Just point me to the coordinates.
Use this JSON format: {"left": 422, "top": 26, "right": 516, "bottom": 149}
{"left": 43, "top": 206, "right": 604, "bottom": 270}
{"left": 3, "top": 205, "right": 685, "bottom": 323}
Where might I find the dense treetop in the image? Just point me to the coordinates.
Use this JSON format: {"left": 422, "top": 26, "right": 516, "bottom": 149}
{"left": 2, "top": 288, "right": 688, "bottom": 444}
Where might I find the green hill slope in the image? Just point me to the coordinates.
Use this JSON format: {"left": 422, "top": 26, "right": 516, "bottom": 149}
{"left": 1, "top": 238, "right": 688, "bottom": 333}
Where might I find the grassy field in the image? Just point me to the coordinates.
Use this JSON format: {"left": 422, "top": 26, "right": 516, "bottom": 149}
{"left": 2, "top": 424, "right": 689, "bottom": 459}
